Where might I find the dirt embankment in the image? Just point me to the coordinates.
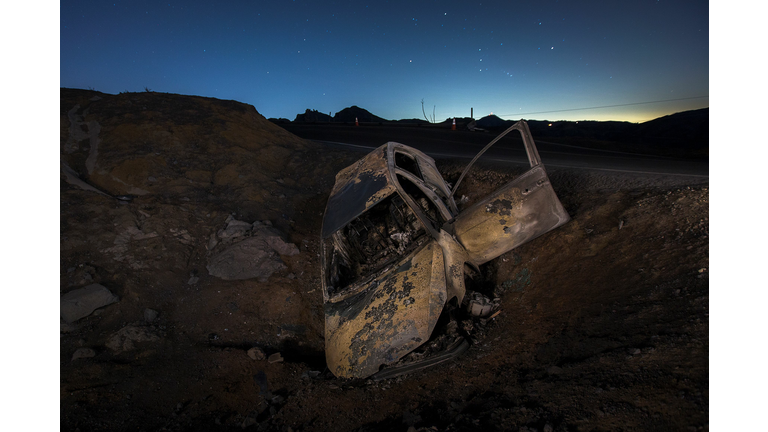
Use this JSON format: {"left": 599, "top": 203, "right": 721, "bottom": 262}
{"left": 60, "top": 89, "right": 708, "bottom": 432}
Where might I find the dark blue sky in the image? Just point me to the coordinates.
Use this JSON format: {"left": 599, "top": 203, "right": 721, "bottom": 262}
{"left": 60, "top": 0, "right": 708, "bottom": 122}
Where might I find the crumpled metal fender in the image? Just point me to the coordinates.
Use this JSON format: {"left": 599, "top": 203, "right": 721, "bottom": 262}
{"left": 436, "top": 228, "right": 472, "bottom": 304}
{"left": 324, "top": 241, "right": 447, "bottom": 378}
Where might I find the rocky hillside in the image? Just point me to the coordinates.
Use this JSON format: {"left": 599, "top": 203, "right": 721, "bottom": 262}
{"left": 60, "top": 88, "right": 335, "bottom": 222}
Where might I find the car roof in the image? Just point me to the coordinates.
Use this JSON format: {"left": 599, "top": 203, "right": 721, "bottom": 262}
{"left": 321, "top": 144, "right": 397, "bottom": 238}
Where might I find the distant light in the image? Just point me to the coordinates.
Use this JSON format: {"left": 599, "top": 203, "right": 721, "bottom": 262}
{"left": 548, "top": 123, "right": 552, "bottom": 126}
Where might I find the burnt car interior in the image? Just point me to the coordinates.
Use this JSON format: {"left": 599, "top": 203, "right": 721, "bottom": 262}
{"left": 327, "top": 194, "right": 428, "bottom": 297}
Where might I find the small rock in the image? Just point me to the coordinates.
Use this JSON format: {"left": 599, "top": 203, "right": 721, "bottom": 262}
{"left": 106, "top": 325, "right": 161, "bottom": 352}
{"left": 187, "top": 275, "right": 199, "bottom": 285}
{"left": 241, "top": 416, "right": 257, "bottom": 428}
{"left": 218, "top": 218, "right": 252, "bottom": 239}
{"left": 278, "top": 328, "right": 296, "bottom": 340}
{"left": 207, "top": 232, "right": 218, "bottom": 251}
{"left": 247, "top": 347, "right": 266, "bottom": 360}
{"left": 632, "top": 348, "right": 641, "bottom": 355}
{"left": 71, "top": 348, "right": 96, "bottom": 361}
{"left": 267, "top": 352, "right": 283, "bottom": 363}
{"left": 144, "top": 308, "right": 159, "bottom": 322}
{"left": 60, "top": 284, "right": 119, "bottom": 323}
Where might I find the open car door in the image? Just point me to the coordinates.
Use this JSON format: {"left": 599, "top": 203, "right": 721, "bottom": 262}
{"left": 448, "top": 121, "right": 570, "bottom": 264}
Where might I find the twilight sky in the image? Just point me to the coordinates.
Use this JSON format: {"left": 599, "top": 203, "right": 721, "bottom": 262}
{"left": 60, "top": 0, "right": 708, "bottom": 122}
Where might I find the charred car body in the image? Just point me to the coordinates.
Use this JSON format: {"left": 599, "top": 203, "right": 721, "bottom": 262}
{"left": 320, "top": 121, "right": 570, "bottom": 379}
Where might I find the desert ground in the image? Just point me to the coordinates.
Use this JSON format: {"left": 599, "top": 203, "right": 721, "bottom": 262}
{"left": 60, "top": 89, "right": 708, "bottom": 431}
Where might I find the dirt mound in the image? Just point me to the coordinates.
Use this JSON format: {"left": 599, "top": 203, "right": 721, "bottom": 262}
{"left": 60, "top": 88, "right": 320, "bottom": 213}
{"left": 60, "top": 89, "right": 708, "bottom": 432}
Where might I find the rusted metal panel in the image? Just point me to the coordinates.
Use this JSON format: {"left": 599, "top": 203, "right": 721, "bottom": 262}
{"left": 324, "top": 241, "right": 447, "bottom": 378}
{"left": 450, "top": 165, "right": 570, "bottom": 264}
{"left": 321, "top": 145, "right": 397, "bottom": 238}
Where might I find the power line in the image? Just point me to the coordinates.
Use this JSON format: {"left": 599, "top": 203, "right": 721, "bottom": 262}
{"left": 498, "top": 96, "right": 709, "bottom": 118}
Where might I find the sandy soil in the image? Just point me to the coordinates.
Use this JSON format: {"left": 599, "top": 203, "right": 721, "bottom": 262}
{"left": 60, "top": 89, "right": 708, "bottom": 432}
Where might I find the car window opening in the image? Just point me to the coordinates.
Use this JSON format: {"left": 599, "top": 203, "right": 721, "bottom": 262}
{"left": 325, "top": 194, "right": 428, "bottom": 296}
{"left": 396, "top": 174, "right": 446, "bottom": 230}
{"left": 394, "top": 151, "right": 423, "bottom": 180}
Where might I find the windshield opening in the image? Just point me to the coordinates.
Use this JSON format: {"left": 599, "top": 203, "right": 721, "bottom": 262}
{"left": 325, "top": 194, "right": 428, "bottom": 297}
{"left": 394, "top": 151, "right": 423, "bottom": 180}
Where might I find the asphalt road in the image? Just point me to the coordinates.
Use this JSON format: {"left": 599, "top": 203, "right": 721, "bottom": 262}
{"left": 282, "top": 123, "right": 709, "bottom": 178}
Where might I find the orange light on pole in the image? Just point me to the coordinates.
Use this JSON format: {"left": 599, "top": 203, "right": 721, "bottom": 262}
{"left": 355, "top": 117, "right": 359, "bottom": 126}
{"left": 452, "top": 118, "right": 456, "bottom": 130}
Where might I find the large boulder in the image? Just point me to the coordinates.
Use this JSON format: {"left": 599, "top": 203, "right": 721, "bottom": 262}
{"left": 60, "top": 283, "right": 119, "bottom": 323}
{"left": 207, "top": 222, "right": 299, "bottom": 281}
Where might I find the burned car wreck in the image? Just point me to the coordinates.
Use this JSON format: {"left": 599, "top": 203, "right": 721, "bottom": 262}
{"left": 320, "top": 121, "right": 570, "bottom": 379}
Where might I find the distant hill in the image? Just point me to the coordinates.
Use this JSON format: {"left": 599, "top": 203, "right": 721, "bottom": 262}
{"left": 333, "top": 106, "right": 388, "bottom": 123}
{"left": 391, "top": 118, "right": 431, "bottom": 125}
{"left": 475, "top": 114, "right": 508, "bottom": 129}
{"left": 634, "top": 108, "right": 709, "bottom": 154}
{"left": 292, "top": 106, "right": 390, "bottom": 124}
{"left": 477, "top": 108, "right": 709, "bottom": 158}
{"left": 294, "top": 109, "right": 333, "bottom": 123}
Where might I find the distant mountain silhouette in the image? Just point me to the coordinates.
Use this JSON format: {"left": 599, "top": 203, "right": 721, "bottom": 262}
{"left": 392, "top": 118, "right": 431, "bottom": 125}
{"left": 294, "top": 109, "right": 333, "bottom": 123}
{"left": 474, "top": 108, "right": 708, "bottom": 158}
{"left": 333, "top": 106, "right": 388, "bottom": 123}
{"left": 285, "top": 105, "right": 708, "bottom": 158}
{"left": 634, "top": 108, "right": 708, "bottom": 152}
{"left": 475, "top": 114, "right": 508, "bottom": 129}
